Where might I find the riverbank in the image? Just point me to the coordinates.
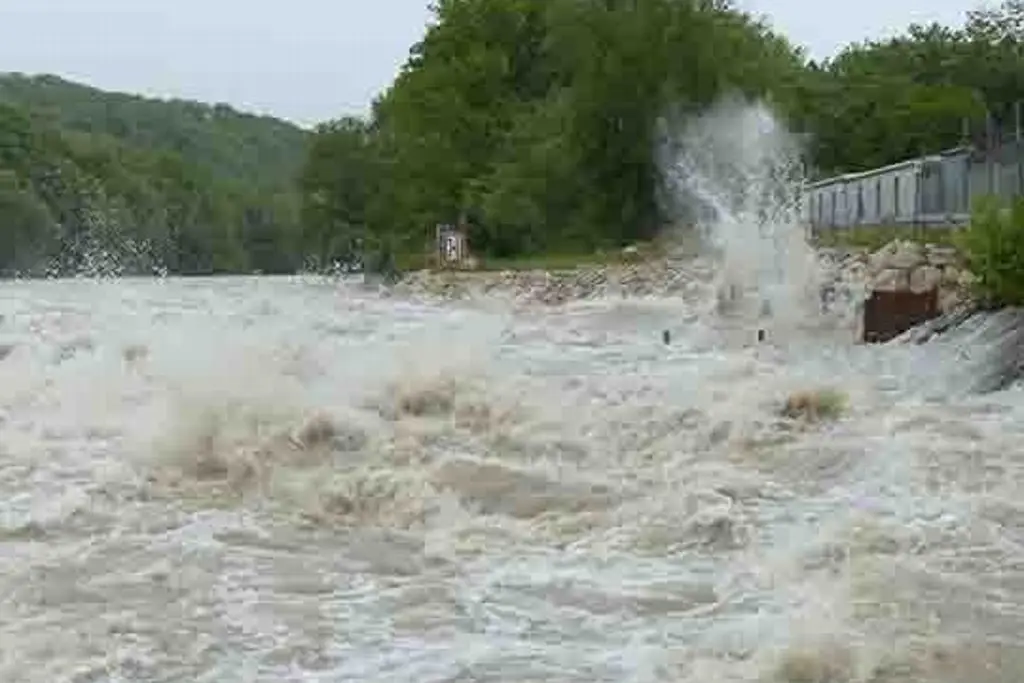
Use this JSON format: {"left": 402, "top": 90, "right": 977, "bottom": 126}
{"left": 821, "top": 238, "right": 973, "bottom": 313}
{"left": 388, "top": 236, "right": 975, "bottom": 315}
{"left": 390, "top": 257, "right": 703, "bottom": 304}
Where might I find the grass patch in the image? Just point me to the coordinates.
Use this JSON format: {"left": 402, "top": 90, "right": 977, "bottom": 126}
{"left": 393, "top": 251, "right": 431, "bottom": 272}
{"left": 478, "top": 240, "right": 670, "bottom": 271}
{"left": 478, "top": 250, "right": 626, "bottom": 272}
{"left": 812, "top": 224, "right": 963, "bottom": 251}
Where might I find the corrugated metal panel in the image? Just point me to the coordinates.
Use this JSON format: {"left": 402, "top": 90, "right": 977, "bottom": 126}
{"left": 896, "top": 166, "right": 918, "bottom": 222}
{"left": 941, "top": 153, "right": 969, "bottom": 216}
{"left": 919, "top": 159, "right": 943, "bottom": 215}
{"left": 862, "top": 176, "right": 880, "bottom": 224}
{"left": 804, "top": 143, "right": 1024, "bottom": 230}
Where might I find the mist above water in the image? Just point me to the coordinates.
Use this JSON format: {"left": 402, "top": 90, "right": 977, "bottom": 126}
{"left": 656, "top": 97, "right": 852, "bottom": 339}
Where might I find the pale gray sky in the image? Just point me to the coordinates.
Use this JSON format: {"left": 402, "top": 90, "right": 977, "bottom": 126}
{"left": 0, "top": 0, "right": 976, "bottom": 128}
{"left": 738, "top": 0, "right": 972, "bottom": 58}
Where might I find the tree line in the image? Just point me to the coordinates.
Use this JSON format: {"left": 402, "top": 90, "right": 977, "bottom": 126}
{"left": 0, "top": 74, "right": 307, "bottom": 277}
{"left": 302, "top": 0, "right": 1024, "bottom": 266}
{"left": 4, "top": 1, "right": 1024, "bottom": 277}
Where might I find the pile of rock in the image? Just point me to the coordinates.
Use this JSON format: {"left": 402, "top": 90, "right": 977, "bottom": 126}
{"left": 511, "top": 262, "right": 698, "bottom": 304}
{"left": 391, "top": 238, "right": 978, "bottom": 315}
{"left": 823, "top": 239, "right": 974, "bottom": 314}
{"left": 390, "top": 260, "right": 700, "bottom": 304}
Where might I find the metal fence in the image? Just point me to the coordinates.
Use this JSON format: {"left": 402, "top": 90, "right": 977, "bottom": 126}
{"left": 805, "top": 137, "right": 1024, "bottom": 232}
{"left": 971, "top": 137, "right": 1024, "bottom": 201}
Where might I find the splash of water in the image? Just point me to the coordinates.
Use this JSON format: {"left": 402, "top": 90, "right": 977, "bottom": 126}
{"left": 656, "top": 97, "right": 836, "bottom": 338}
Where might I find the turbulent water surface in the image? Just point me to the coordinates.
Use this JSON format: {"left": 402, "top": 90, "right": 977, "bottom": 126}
{"left": 1, "top": 272, "right": 1023, "bottom": 682}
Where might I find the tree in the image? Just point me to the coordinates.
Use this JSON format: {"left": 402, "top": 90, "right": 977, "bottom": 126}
{"left": 0, "top": 76, "right": 309, "bottom": 278}
{"left": 299, "top": 116, "right": 378, "bottom": 267}
{"left": 966, "top": 1, "right": 1024, "bottom": 42}
{"left": 0, "top": 170, "right": 58, "bottom": 274}
{"left": 302, "top": 0, "right": 812, "bottom": 261}
{"left": 297, "top": 0, "right": 1024, "bottom": 264}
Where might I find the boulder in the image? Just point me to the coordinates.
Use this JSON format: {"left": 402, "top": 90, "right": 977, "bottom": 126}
{"left": 925, "top": 245, "right": 959, "bottom": 267}
{"left": 957, "top": 270, "right": 978, "bottom": 290}
{"left": 872, "top": 268, "right": 910, "bottom": 292}
{"left": 941, "top": 265, "right": 961, "bottom": 286}
{"left": 909, "top": 265, "right": 943, "bottom": 293}
{"left": 939, "top": 288, "right": 964, "bottom": 314}
{"left": 886, "top": 240, "right": 926, "bottom": 270}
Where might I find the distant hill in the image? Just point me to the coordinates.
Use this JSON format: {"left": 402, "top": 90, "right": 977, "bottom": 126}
{"left": 0, "top": 73, "right": 308, "bottom": 190}
{"left": 0, "top": 74, "right": 311, "bottom": 277}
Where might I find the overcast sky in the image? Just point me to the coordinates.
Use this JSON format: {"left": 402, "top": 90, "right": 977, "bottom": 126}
{"left": 0, "top": 0, "right": 976, "bottom": 128}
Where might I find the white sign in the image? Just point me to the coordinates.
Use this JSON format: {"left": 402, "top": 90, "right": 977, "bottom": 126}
{"left": 444, "top": 234, "right": 459, "bottom": 262}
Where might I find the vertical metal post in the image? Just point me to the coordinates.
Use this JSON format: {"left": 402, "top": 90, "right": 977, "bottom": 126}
{"left": 1016, "top": 100, "right": 1022, "bottom": 196}
{"left": 986, "top": 108, "right": 997, "bottom": 198}
{"left": 964, "top": 148, "right": 972, "bottom": 221}
{"left": 963, "top": 117, "right": 972, "bottom": 216}
{"left": 914, "top": 162, "right": 922, "bottom": 239}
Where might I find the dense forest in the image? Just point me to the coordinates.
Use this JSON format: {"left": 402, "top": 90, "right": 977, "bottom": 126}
{"left": 302, "top": 0, "right": 1024, "bottom": 266}
{"left": 0, "top": 73, "right": 308, "bottom": 277}
{"left": 3, "top": 0, "right": 1024, "bottom": 277}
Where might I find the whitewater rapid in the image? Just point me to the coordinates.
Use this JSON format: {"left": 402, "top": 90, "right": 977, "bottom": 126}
{"left": 0, "top": 274, "right": 1022, "bottom": 682}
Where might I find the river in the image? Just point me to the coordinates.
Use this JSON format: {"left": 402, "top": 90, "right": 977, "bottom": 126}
{"left": 0, "top": 272, "right": 1021, "bottom": 682}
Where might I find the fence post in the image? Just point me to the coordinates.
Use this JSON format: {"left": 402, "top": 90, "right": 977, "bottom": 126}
{"left": 1016, "top": 100, "right": 1022, "bottom": 197}
{"left": 987, "top": 109, "right": 997, "bottom": 198}
{"left": 914, "top": 161, "right": 922, "bottom": 241}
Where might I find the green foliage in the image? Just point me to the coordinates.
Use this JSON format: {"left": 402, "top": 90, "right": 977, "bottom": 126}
{"left": 303, "top": 0, "right": 810, "bottom": 262}
{"left": 299, "top": 117, "right": 378, "bottom": 267}
{"left": 0, "top": 78, "right": 308, "bottom": 276}
{"left": 302, "top": 0, "right": 1024, "bottom": 265}
{"left": 0, "top": 170, "right": 58, "bottom": 272}
{"left": 0, "top": 74, "right": 308, "bottom": 189}
{"left": 957, "top": 195, "right": 1024, "bottom": 307}
{"left": 801, "top": 3, "right": 1024, "bottom": 177}
{"left": 803, "top": 24, "right": 986, "bottom": 175}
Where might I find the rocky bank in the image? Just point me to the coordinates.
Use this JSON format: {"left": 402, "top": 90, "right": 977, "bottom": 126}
{"left": 389, "top": 257, "right": 707, "bottom": 304}
{"left": 388, "top": 238, "right": 974, "bottom": 314}
{"left": 819, "top": 239, "right": 973, "bottom": 314}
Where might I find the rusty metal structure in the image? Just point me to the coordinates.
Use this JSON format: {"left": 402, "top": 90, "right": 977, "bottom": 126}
{"left": 861, "top": 288, "right": 941, "bottom": 343}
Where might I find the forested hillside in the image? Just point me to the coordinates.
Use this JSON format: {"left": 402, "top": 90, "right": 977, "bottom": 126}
{"left": 0, "top": 74, "right": 307, "bottom": 188}
{"left": 0, "top": 75, "right": 307, "bottom": 277}
{"left": 301, "top": 0, "right": 1024, "bottom": 266}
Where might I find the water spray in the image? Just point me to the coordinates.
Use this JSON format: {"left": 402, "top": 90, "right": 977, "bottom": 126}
{"left": 655, "top": 96, "right": 847, "bottom": 340}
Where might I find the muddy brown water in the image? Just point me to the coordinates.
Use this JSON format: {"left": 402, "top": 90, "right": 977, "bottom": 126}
{"left": 0, "top": 274, "right": 1021, "bottom": 682}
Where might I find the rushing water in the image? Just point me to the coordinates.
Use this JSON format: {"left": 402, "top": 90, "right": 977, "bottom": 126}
{"left": 657, "top": 98, "right": 832, "bottom": 345}
{"left": 4, "top": 100, "right": 1024, "bottom": 681}
{"left": 1, "top": 273, "right": 1023, "bottom": 682}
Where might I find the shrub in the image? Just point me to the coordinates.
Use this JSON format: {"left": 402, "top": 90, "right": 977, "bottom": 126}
{"left": 956, "top": 195, "right": 1024, "bottom": 307}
